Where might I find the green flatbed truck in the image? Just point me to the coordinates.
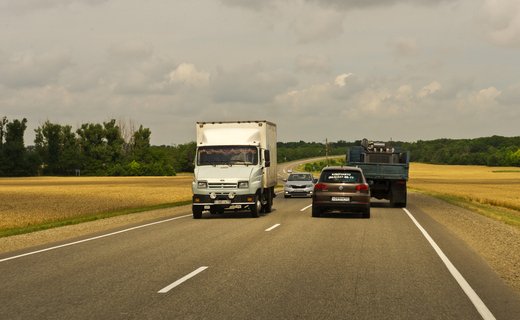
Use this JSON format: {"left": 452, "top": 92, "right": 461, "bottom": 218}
{"left": 346, "top": 139, "right": 409, "bottom": 207}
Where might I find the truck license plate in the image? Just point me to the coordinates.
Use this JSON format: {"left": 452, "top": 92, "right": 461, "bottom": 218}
{"left": 214, "top": 200, "right": 231, "bottom": 204}
{"left": 331, "top": 197, "right": 350, "bottom": 202}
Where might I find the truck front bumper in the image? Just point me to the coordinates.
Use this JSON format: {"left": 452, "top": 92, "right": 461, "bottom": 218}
{"left": 192, "top": 194, "right": 255, "bottom": 206}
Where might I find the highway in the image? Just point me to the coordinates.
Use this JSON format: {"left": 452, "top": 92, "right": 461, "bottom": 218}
{"left": 1, "top": 161, "right": 519, "bottom": 319}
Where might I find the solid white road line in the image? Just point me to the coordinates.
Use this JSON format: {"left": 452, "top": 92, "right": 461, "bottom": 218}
{"left": 403, "top": 208, "right": 496, "bottom": 320}
{"left": 158, "top": 266, "right": 208, "bottom": 294}
{"left": 265, "top": 224, "right": 281, "bottom": 232}
{"left": 0, "top": 214, "right": 192, "bottom": 263}
{"left": 300, "top": 204, "right": 312, "bottom": 211}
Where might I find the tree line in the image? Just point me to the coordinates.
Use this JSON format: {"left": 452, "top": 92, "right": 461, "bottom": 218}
{"left": 0, "top": 117, "right": 195, "bottom": 176}
{"left": 1, "top": 116, "right": 519, "bottom": 177}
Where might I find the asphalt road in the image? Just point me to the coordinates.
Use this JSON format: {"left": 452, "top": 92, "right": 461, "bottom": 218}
{"left": 1, "top": 160, "right": 519, "bottom": 319}
{"left": 1, "top": 197, "right": 519, "bottom": 319}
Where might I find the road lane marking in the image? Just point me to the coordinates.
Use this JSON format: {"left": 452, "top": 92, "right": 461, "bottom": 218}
{"left": 0, "top": 214, "right": 192, "bottom": 263}
{"left": 158, "top": 266, "right": 208, "bottom": 293}
{"left": 265, "top": 224, "right": 281, "bottom": 232}
{"left": 403, "top": 208, "right": 496, "bottom": 320}
{"left": 300, "top": 204, "right": 312, "bottom": 211}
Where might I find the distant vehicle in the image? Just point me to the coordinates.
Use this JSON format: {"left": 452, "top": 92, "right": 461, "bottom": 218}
{"left": 312, "top": 166, "right": 371, "bottom": 218}
{"left": 346, "top": 139, "right": 409, "bottom": 207}
{"left": 192, "top": 120, "right": 277, "bottom": 218}
{"left": 283, "top": 173, "right": 316, "bottom": 198}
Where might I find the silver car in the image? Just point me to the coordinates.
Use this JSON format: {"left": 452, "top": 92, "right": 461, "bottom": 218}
{"left": 284, "top": 173, "right": 316, "bottom": 198}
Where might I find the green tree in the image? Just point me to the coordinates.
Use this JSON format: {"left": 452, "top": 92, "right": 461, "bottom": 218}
{"left": 35, "top": 121, "right": 80, "bottom": 175}
{"left": 2, "top": 118, "right": 31, "bottom": 176}
{"left": 132, "top": 125, "right": 152, "bottom": 162}
{"left": 76, "top": 122, "right": 109, "bottom": 175}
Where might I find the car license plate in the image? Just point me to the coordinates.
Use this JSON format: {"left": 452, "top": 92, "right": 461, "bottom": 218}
{"left": 214, "top": 200, "right": 231, "bottom": 204}
{"left": 331, "top": 197, "right": 350, "bottom": 202}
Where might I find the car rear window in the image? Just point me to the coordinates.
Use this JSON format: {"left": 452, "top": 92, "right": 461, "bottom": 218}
{"left": 288, "top": 174, "right": 313, "bottom": 181}
{"left": 321, "top": 170, "right": 362, "bottom": 183}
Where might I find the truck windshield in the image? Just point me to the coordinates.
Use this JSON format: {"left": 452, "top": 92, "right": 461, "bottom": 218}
{"left": 197, "top": 146, "right": 259, "bottom": 166}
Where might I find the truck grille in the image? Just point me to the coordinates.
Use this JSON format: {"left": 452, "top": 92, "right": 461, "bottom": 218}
{"left": 208, "top": 182, "right": 237, "bottom": 189}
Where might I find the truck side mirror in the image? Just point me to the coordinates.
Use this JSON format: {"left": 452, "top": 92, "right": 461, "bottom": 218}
{"left": 264, "top": 149, "right": 271, "bottom": 167}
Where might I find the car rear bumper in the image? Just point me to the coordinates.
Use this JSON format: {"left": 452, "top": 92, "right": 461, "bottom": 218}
{"left": 312, "top": 197, "right": 370, "bottom": 213}
{"left": 284, "top": 190, "right": 313, "bottom": 197}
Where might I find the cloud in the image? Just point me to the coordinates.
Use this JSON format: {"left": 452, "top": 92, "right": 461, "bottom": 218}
{"left": 497, "top": 83, "right": 520, "bottom": 105}
{"left": 219, "top": 0, "right": 278, "bottom": 10}
{"left": 481, "top": 0, "right": 520, "bottom": 47}
{"left": 0, "top": 0, "right": 108, "bottom": 14}
{"left": 221, "top": 0, "right": 457, "bottom": 11}
{"left": 388, "top": 37, "right": 420, "bottom": 58}
{"left": 0, "top": 51, "right": 72, "bottom": 88}
{"left": 212, "top": 63, "right": 296, "bottom": 104}
{"left": 168, "top": 63, "right": 210, "bottom": 87}
{"left": 289, "top": 7, "right": 345, "bottom": 43}
{"left": 417, "top": 81, "right": 441, "bottom": 98}
{"left": 334, "top": 73, "right": 353, "bottom": 87}
{"left": 295, "top": 55, "right": 331, "bottom": 74}
{"left": 108, "top": 41, "right": 153, "bottom": 60}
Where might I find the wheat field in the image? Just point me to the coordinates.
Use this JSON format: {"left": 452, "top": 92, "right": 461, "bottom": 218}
{"left": 409, "top": 163, "right": 520, "bottom": 213}
{"left": 2, "top": 164, "right": 519, "bottom": 232}
{"left": 0, "top": 176, "right": 193, "bottom": 231}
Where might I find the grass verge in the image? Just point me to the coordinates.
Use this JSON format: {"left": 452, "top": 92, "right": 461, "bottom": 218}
{"left": 0, "top": 200, "right": 192, "bottom": 239}
{"left": 410, "top": 188, "right": 520, "bottom": 228}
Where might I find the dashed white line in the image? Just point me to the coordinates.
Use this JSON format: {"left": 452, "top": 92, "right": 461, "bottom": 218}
{"left": 403, "top": 208, "right": 496, "bottom": 320}
{"left": 158, "top": 266, "right": 208, "bottom": 293}
{"left": 265, "top": 224, "right": 281, "bottom": 232}
{"left": 0, "top": 214, "right": 192, "bottom": 263}
{"left": 300, "top": 204, "right": 312, "bottom": 211}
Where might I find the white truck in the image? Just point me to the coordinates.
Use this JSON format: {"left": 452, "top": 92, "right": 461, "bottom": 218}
{"left": 192, "top": 121, "right": 277, "bottom": 218}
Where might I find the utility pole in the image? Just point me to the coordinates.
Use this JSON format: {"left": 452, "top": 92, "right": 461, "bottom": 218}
{"left": 325, "top": 138, "right": 329, "bottom": 166}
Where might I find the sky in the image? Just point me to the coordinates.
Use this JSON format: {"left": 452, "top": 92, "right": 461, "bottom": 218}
{"left": 1, "top": 0, "right": 519, "bottom": 145}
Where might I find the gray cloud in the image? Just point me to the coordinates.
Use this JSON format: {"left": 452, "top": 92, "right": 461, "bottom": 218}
{"left": 211, "top": 63, "right": 297, "bottom": 104}
{"left": 481, "top": 0, "right": 520, "bottom": 48}
{"left": 295, "top": 55, "right": 331, "bottom": 74}
{"left": 290, "top": 8, "right": 344, "bottom": 43}
{"left": 1, "top": 0, "right": 518, "bottom": 145}
{"left": 306, "top": 0, "right": 457, "bottom": 10}
{"left": 497, "top": 83, "right": 520, "bottom": 106}
{"left": 0, "top": 51, "right": 72, "bottom": 88}
{"left": 221, "top": 0, "right": 457, "bottom": 11}
{"left": 0, "top": 0, "right": 108, "bottom": 14}
{"left": 388, "top": 37, "right": 420, "bottom": 58}
{"left": 219, "top": 0, "right": 278, "bottom": 10}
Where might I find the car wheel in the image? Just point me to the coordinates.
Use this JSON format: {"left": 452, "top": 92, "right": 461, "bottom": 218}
{"left": 312, "top": 205, "right": 321, "bottom": 218}
{"left": 192, "top": 205, "right": 203, "bottom": 219}
{"left": 363, "top": 207, "right": 371, "bottom": 219}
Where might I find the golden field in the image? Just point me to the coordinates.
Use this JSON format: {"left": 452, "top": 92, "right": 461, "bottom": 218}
{"left": 409, "top": 163, "right": 520, "bottom": 224}
{"left": 1, "top": 163, "right": 519, "bottom": 233}
{"left": 0, "top": 176, "right": 193, "bottom": 231}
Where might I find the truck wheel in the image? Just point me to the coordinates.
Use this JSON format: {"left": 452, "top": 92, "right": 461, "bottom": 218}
{"left": 250, "top": 195, "right": 261, "bottom": 218}
{"left": 192, "top": 205, "right": 203, "bottom": 219}
{"left": 262, "top": 190, "right": 273, "bottom": 213}
{"left": 312, "top": 205, "right": 321, "bottom": 218}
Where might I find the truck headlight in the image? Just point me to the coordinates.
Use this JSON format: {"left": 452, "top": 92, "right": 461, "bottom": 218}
{"left": 197, "top": 181, "right": 208, "bottom": 189}
{"left": 238, "top": 181, "right": 249, "bottom": 188}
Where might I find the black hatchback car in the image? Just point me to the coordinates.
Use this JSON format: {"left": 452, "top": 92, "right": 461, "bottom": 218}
{"left": 312, "top": 166, "right": 371, "bottom": 218}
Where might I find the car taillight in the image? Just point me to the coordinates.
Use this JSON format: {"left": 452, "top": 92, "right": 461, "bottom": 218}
{"left": 356, "top": 184, "right": 369, "bottom": 191}
{"left": 314, "top": 183, "right": 328, "bottom": 191}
